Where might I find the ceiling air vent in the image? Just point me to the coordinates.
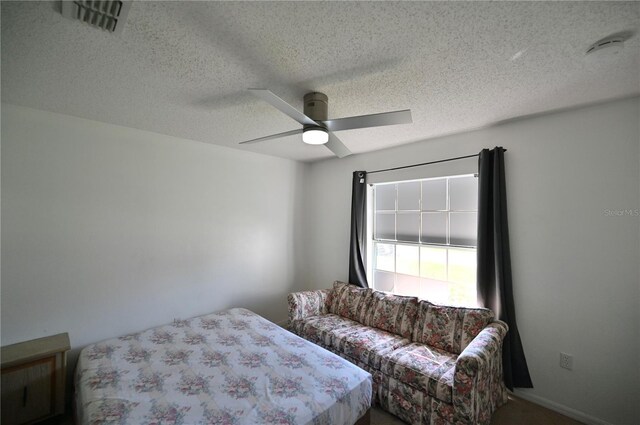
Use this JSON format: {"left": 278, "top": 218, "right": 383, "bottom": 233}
{"left": 61, "top": 1, "right": 132, "bottom": 35}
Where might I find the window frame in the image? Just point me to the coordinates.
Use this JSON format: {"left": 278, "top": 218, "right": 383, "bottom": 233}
{"left": 366, "top": 174, "right": 479, "bottom": 306}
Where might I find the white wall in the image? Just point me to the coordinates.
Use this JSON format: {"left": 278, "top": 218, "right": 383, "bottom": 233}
{"left": 304, "top": 97, "right": 640, "bottom": 425}
{"left": 1, "top": 104, "right": 307, "bottom": 354}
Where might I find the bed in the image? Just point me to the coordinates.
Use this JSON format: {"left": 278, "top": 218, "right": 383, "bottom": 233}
{"left": 75, "top": 308, "right": 372, "bottom": 425}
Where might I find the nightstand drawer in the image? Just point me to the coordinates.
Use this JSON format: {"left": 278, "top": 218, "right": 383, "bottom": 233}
{"left": 1, "top": 333, "right": 70, "bottom": 425}
{"left": 1, "top": 357, "right": 55, "bottom": 425}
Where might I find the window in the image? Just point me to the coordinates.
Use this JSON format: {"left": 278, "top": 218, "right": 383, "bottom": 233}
{"left": 369, "top": 175, "right": 478, "bottom": 307}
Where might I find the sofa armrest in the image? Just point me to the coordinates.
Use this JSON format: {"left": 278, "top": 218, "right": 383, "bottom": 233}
{"left": 287, "top": 289, "right": 332, "bottom": 323}
{"left": 453, "top": 321, "right": 509, "bottom": 424}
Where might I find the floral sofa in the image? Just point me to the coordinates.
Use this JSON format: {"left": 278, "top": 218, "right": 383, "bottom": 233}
{"left": 288, "top": 281, "right": 509, "bottom": 425}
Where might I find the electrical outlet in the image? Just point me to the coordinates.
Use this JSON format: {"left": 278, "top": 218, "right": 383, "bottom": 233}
{"left": 559, "top": 352, "right": 573, "bottom": 370}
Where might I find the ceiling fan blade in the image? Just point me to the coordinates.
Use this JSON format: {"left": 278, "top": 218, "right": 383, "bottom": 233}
{"left": 325, "top": 132, "right": 352, "bottom": 158}
{"left": 249, "top": 89, "right": 318, "bottom": 126}
{"left": 322, "top": 109, "right": 412, "bottom": 132}
{"left": 239, "top": 129, "right": 302, "bottom": 145}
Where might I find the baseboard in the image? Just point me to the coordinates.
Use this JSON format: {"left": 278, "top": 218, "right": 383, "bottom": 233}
{"left": 275, "top": 319, "right": 289, "bottom": 328}
{"left": 512, "top": 390, "right": 613, "bottom": 425}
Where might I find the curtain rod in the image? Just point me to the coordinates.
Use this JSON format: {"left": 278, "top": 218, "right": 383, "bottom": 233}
{"left": 366, "top": 149, "right": 506, "bottom": 175}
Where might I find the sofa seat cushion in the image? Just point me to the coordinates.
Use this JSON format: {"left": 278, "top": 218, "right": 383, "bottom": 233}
{"left": 381, "top": 342, "right": 457, "bottom": 403}
{"left": 300, "top": 314, "right": 360, "bottom": 347}
{"left": 327, "top": 323, "right": 410, "bottom": 370}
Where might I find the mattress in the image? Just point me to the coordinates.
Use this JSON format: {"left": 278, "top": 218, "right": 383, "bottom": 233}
{"left": 75, "top": 308, "right": 372, "bottom": 424}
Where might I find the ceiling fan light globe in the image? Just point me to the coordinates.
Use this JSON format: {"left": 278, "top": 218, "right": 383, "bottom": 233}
{"left": 302, "top": 128, "right": 329, "bottom": 145}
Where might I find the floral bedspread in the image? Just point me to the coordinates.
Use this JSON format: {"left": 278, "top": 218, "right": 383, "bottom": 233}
{"left": 75, "top": 308, "right": 372, "bottom": 425}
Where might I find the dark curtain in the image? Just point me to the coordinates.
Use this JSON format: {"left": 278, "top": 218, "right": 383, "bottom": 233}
{"left": 477, "top": 147, "right": 533, "bottom": 390}
{"left": 348, "top": 171, "right": 369, "bottom": 288}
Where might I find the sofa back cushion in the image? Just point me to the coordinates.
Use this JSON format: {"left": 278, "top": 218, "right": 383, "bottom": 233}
{"left": 363, "top": 291, "right": 418, "bottom": 339}
{"left": 412, "top": 300, "right": 494, "bottom": 354}
{"left": 329, "top": 281, "right": 373, "bottom": 324}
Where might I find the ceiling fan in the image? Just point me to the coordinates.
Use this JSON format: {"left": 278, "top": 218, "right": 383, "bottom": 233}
{"left": 239, "top": 89, "right": 413, "bottom": 158}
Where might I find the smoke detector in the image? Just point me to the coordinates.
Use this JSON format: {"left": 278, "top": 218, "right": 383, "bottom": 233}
{"left": 586, "top": 31, "right": 633, "bottom": 56}
{"left": 61, "top": 1, "right": 132, "bottom": 35}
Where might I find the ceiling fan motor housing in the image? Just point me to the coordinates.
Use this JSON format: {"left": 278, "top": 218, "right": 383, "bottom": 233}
{"left": 303, "top": 92, "right": 328, "bottom": 130}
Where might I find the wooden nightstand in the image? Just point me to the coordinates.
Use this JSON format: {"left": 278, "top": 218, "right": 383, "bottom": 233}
{"left": 1, "top": 333, "right": 71, "bottom": 425}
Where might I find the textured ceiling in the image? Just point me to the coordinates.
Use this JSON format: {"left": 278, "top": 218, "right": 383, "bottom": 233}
{"left": 2, "top": 1, "right": 639, "bottom": 162}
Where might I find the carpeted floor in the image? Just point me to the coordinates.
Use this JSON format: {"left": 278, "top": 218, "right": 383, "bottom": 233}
{"left": 370, "top": 395, "right": 585, "bottom": 425}
{"left": 47, "top": 395, "right": 584, "bottom": 425}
